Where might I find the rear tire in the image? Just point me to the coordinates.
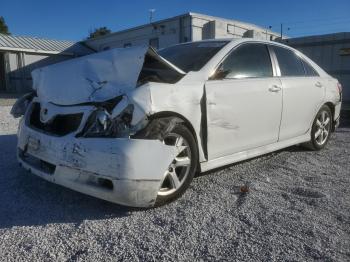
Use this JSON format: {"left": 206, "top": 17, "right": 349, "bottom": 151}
{"left": 303, "top": 105, "right": 332, "bottom": 151}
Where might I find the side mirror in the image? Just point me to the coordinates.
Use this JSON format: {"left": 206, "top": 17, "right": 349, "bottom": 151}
{"left": 209, "top": 64, "right": 229, "bottom": 80}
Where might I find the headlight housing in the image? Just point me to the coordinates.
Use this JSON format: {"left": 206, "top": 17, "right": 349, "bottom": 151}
{"left": 80, "top": 104, "right": 134, "bottom": 138}
{"left": 11, "top": 91, "right": 36, "bottom": 118}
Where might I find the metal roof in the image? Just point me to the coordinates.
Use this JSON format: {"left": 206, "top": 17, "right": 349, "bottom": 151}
{"left": 0, "top": 34, "right": 92, "bottom": 56}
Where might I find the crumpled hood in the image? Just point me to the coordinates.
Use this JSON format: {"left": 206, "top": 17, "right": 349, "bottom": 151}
{"left": 31, "top": 45, "right": 184, "bottom": 105}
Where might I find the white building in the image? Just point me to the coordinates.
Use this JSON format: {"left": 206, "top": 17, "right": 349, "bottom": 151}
{"left": 85, "top": 12, "right": 281, "bottom": 51}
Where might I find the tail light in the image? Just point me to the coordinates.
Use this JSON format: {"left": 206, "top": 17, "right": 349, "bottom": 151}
{"left": 337, "top": 82, "right": 342, "bottom": 101}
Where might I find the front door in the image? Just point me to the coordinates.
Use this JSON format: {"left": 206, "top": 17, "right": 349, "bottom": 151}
{"left": 205, "top": 43, "right": 283, "bottom": 160}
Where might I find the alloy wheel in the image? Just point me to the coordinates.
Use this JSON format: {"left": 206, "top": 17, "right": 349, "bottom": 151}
{"left": 158, "top": 133, "right": 192, "bottom": 196}
{"left": 315, "top": 110, "right": 331, "bottom": 146}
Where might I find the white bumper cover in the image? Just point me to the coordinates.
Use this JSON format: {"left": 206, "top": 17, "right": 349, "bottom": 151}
{"left": 17, "top": 119, "right": 178, "bottom": 207}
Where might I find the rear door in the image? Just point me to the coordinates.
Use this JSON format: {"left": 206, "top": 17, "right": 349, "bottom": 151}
{"left": 205, "top": 43, "right": 283, "bottom": 160}
{"left": 272, "top": 46, "right": 325, "bottom": 141}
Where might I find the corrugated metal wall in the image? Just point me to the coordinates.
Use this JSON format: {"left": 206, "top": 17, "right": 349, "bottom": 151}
{"left": 0, "top": 34, "right": 93, "bottom": 93}
{"left": 1, "top": 51, "right": 70, "bottom": 93}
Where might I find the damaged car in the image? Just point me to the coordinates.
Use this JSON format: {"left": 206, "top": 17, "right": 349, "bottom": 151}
{"left": 12, "top": 39, "right": 342, "bottom": 207}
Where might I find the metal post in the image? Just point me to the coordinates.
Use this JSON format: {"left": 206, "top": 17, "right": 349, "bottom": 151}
{"left": 266, "top": 26, "right": 272, "bottom": 40}
{"left": 280, "top": 23, "right": 283, "bottom": 40}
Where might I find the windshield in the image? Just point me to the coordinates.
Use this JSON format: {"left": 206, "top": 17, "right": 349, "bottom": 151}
{"left": 158, "top": 41, "right": 229, "bottom": 73}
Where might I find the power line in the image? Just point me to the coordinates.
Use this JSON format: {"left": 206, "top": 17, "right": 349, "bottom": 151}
{"left": 286, "top": 20, "right": 350, "bottom": 30}
{"left": 299, "top": 20, "right": 350, "bottom": 27}
{"left": 269, "top": 17, "right": 350, "bottom": 30}
{"left": 279, "top": 16, "right": 350, "bottom": 25}
{"left": 289, "top": 27, "right": 349, "bottom": 37}
{"left": 287, "top": 22, "right": 350, "bottom": 31}
{"left": 267, "top": 16, "right": 350, "bottom": 38}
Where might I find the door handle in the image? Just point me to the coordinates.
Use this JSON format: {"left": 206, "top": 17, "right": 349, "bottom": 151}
{"left": 315, "top": 81, "right": 323, "bottom": 88}
{"left": 269, "top": 85, "right": 282, "bottom": 92}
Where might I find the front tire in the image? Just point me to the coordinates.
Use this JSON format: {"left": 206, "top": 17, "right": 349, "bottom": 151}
{"left": 303, "top": 105, "right": 332, "bottom": 151}
{"left": 155, "top": 123, "right": 198, "bottom": 207}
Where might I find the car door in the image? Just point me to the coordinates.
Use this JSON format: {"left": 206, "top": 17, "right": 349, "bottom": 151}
{"left": 205, "top": 43, "right": 283, "bottom": 160}
{"left": 272, "top": 46, "right": 325, "bottom": 141}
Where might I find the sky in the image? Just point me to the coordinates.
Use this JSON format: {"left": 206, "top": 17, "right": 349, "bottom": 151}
{"left": 1, "top": 0, "right": 350, "bottom": 41}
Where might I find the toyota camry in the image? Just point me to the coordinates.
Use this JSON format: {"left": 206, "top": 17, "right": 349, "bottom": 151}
{"left": 12, "top": 38, "right": 342, "bottom": 207}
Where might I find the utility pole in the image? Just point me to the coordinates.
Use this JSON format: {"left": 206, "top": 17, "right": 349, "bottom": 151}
{"left": 280, "top": 23, "right": 283, "bottom": 40}
{"left": 149, "top": 9, "right": 155, "bottom": 23}
{"left": 266, "top": 25, "right": 272, "bottom": 40}
{"left": 280, "top": 23, "right": 290, "bottom": 40}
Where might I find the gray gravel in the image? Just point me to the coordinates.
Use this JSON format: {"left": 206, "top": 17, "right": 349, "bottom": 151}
{"left": 0, "top": 105, "right": 350, "bottom": 261}
{"left": 0, "top": 107, "right": 19, "bottom": 136}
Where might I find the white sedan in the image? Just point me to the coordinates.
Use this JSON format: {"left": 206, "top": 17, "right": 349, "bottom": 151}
{"left": 12, "top": 38, "right": 342, "bottom": 207}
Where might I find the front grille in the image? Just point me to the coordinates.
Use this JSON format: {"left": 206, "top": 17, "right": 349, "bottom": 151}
{"left": 29, "top": 103, "right": 83, "bottom": 136}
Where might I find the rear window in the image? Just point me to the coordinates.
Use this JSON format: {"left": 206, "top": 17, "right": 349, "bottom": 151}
{"left": 158, "top": 41, "right": 228, "bottom": 72}
{"left": 273, "top": 46, "right": 305, "bottom": 76}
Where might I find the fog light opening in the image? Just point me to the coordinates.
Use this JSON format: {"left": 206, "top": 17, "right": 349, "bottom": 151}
{"left": 98, "top": 178, "right": 114, "bottom": 190}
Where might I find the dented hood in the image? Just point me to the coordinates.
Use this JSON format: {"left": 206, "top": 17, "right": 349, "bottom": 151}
{"left": 32, "top": 46, "right": 185, "bottom": 105}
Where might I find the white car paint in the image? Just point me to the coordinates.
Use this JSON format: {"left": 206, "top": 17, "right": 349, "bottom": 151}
{"left": 205, "top": 77, "right": 283, "bottom": 159}
{"left": 31, "top": 46, "right": 185, "bottom": 105}
{"left": 13, "top": 38, "right": 341, "bottom": 207}
{"left": 278, "top": 76, "right": 325, "bottom": 141}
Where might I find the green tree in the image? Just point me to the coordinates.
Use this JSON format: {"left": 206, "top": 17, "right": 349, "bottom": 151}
{"left": 87, "top": 26, "right": 111, "bottom": 39}
{"left": 0, "top": 16, "right": 10, "bottom": 35}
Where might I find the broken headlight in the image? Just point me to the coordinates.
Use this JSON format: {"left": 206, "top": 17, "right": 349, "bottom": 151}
{"left": 11, "top": 91, "right": 36, "bottom": 118}
{"left": 81, "top": 104, "right": 134, "bottom": 138}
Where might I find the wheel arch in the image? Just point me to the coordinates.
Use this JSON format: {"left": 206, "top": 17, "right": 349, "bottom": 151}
{"left": 324, "top": 101, "right": 336, "bottom": 132}
{"left": 147, "top": 111, "right": 202, "bottom": 171}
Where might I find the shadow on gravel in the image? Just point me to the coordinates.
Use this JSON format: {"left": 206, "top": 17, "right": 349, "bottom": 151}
{"left": 0, "top": 134, "right": 133, "bottom": 229}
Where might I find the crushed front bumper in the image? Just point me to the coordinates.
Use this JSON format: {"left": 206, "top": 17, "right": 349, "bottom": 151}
{"left": 17, "top": 118, "right": 178, "bottom": 207}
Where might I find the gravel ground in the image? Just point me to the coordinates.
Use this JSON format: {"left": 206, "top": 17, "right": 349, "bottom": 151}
{"left": 0, "top": 93, "right": 23, "bottom": 107}
{"left": 0, "top": 105, "right": 349, "bottom": 261}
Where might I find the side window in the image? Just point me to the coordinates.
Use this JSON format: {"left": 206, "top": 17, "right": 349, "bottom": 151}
{"left": 273, "top": 46, "right": 305, "bottom": 76}
{"left": 302, "top": 60, "right": 319, "bottom": 76}
{"left": 219, "top": 43, "right": 273, "bottom": 79}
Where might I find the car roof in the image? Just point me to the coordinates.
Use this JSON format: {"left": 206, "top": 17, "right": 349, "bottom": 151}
{"left": 160, "top": 38, "right": 290, "bottom": 50}
{"left": 192, "top": 38, "right": 329, "bottom": 78}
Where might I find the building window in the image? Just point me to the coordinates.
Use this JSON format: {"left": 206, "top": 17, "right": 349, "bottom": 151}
{"left": 149, "top": 38, "right": 159, "bottom": 49}
{"left": 102, "top": 46, "right": 110, "bottom": 51}
{"left": 123, "top": 43, "right": 132, "bottom": 48}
